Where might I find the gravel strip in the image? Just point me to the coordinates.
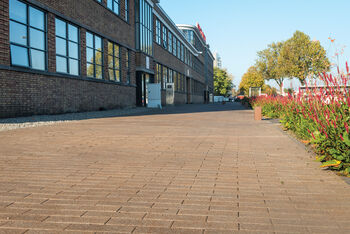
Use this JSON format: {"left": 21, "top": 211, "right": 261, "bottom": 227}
{"left": 0, "top": 107, "right": 158, "bottom": 132}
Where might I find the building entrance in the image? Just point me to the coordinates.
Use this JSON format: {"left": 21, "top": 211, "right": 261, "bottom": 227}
{"left": 136, "top": 72, "right": 153, "bottom": 107}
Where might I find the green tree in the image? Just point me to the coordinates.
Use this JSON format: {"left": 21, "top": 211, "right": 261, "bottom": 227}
{"left": 214, "top": 67, "right": 233, "bottom": 97}
{"left": 279, "top": 31, "right": 330, "bottom": 84}
{"left": 239, "top": 66, "right": 264, "bottom": 95}
{"left": 262, "top": 84, "right": 277, "bottom": 96}
{"left": 256, "top": 42, "right": 285, "bottom": 92}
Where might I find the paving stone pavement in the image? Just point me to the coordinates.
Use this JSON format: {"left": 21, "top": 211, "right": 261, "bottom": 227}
{"left": 0, "top": 103, "right": 350, "bottom": 233}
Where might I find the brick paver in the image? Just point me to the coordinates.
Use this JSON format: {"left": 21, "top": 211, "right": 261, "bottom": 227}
{"left": 1, "top": 103, "right": 350, "bottom": 233}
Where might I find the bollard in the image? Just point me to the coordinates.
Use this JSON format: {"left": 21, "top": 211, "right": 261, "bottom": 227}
{"left": 254, "top": 106, "right": 262, "bottom": 121}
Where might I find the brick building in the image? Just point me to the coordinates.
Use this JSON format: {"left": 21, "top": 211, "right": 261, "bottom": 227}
{"left": 0, "top": 0, "right": 214, "bottom": 118}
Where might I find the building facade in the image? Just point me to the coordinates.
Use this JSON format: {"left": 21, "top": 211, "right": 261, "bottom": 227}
{"left": 0, "top": 0, "right": 214, "bottom": 118}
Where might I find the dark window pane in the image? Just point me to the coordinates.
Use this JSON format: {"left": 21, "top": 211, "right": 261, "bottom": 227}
{"left": 30, "top": 49, "right": 45, "bottom": 70}
{"left": 68, "top": 42, "right": 78, "bottom": 59}
{"left": 56, "top": 55, "right": 67, "bottom": 73}
{"left": 96, "top": 65, "right": 102, "bottom": 79}
{"left": 95, "top": 36, "right": 102, "bottom": 51}
{"left": 56, "top": 37, "right": 67, "bottom": 56}
{"left": 11, "top": 45, "right": 28, "bottom": 67}
{"left": 108, "top": 42, "right": 113, "bottom": 55}
{"left": 115, "top": 70, "right": 120, "bottom": 82}
{"left": 107, "top": 0, "right": 112, "bottom": 9}
{"left": 68, "top": 24, "right": 78, "bottom": 42}
{"left": 109, "top": 69, "right": 115, "bottom": 80}
{"left": 114, "top": 58, "right": 119, "bottom": 69}
{"left": 9, "top": 0, "right": 26, "bottom": 24}
{"left": 30, "top": 28, "right": 45, "bottom": 50}
{"left": 55, "top": 18, "right": 66, "bottom": 38}
{"left": 10, "top": 21, "right": 27, "bottom": 45}
{"left": 108, "top": 55, "right": 113, "bottom": 68}
{"left": 87, "top": 63, "right": 94, "bottom": 77}
{"left": 69, "top": 59, "right": 79, "bottom": 75}
{"left": 86, "top": 48, "right": 94, "bottom": 63}
{"left": 95, "top": 51, "right": 102, "bottom": 65}
{"left": 86, "top": 32, "right": 93, "bottom": 48}
{"left": 29, "top": 7, "right": 44, "bottom": 30}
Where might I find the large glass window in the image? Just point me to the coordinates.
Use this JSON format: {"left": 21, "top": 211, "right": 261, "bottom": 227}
{"left": 168, "top": 32, "right": 172, "bottom": 53}
{"left": 126, "top": 49, "right": 130, "bottom": 84}
{"left": 156, "top": 19, "right": 161, "bottom": 45}
{"left": 162, "top": 26, "right": 167, "bottom": 49}
{"left": 55, "top": 18, "right": 79, "bottom": 75}
{"left": 108, "top": 41, "right": 121, "bottom": 82}
{"left": 86, "top": 32, "right": 103, "bottom": 79}
{"left": 125, "top": 0, "right": 129, "bottom": 21}
{"left": 181, "top": 44, "right": 184, "bottom": 62}
{"left": 155, "top": 63, "right": 162, "bottom": 84}
{"left": 136, "top": 0, "right": 153, "bottom": 55}
{"left": 9, "top": 0, "right": 46, "bottom": 70}
{"left": 172, "top": 36, "right": 177, "bottom": 57}
{"left": 107, "top": 0, "right": 120, "bottom": 15}
{"left": 168, "top": 69, "right": 173, "bottom": 83}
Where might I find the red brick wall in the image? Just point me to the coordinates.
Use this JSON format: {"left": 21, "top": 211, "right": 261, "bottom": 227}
{"left": 0, "top": 69, "right": 136, "bottom": 118}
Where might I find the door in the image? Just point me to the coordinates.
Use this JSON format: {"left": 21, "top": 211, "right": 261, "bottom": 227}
{"left": 136, "top": 72, "right": 152, "bottom": 107}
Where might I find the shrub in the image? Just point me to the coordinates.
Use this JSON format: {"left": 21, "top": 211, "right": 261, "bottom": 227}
{"left": 250, "top": 64, "right": 350, "bottom": 174}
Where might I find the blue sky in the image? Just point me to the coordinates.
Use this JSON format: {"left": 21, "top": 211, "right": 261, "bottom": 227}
{"left": 160, "top": 0, "right": 350, "bottom": 89}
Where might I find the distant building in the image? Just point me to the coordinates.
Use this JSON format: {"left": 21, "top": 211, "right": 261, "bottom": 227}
{"left": 213, "top": 52, "right": 222, "bottom": 68}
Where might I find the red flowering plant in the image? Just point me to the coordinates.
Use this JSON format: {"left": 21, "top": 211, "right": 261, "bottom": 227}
{"left": 250, "top": 63, "right": 350, "bottom": 174}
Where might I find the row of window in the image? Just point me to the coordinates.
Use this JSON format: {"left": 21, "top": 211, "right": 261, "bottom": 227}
{"left": 155, "top": 63, "right": 187, "bottom": 93}
{"left": 136, "top": 0, "right": 153, "bottom": 55}
{"left": 9, "top": 0, "right": 131, "bottom": 83}
{"left": 156, "top": 18, "right": 202, "bottom": 72}
{"left": 95, "top": 0, "right": 129, "bottom": 22}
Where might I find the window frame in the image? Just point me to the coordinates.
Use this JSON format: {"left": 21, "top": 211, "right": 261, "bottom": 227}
{"left": 9, "top": 0, "right": 47, "bottom": 71}
{"left": 107, "top": 41, "right": 121, "bottom": 82}
{"left": 86, "top": 32, "right": 103, "bottom": 79}
{"left": 55, "top": 17, "right": 80, "bottom": 76}
{"left": 107, "top": 0, "right": 120, "bottom": 15}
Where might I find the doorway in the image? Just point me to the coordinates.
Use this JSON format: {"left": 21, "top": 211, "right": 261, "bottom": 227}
{"left": 136, "top": 72, "right": 153, "bottom": 107}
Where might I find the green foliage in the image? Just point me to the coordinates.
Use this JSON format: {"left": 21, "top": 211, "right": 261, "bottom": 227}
{"left": 279, "top": 31, "right": 330, "bottom": 84}
{"left": 256, "top": 42, "right": 285, "bottom": 92}
{"left": 214, "top": 67, "right": 233, "bottom": 97}
{"left": 239, "top": 66, "right": 264, "bottom": 95}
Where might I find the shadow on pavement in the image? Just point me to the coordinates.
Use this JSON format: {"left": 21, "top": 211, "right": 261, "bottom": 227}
{"left": 0, "top": 102, "right": 249, "bottom": 124}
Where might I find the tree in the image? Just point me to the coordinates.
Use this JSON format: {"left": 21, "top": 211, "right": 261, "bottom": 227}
{"left": 214, "top": 67, "right": 233, "bottom": 97}
{"left": 262, "top": 84, "right": 277, "bottom": 96}
{"left": 279, "top": 31, "right": 330, "bottom": 84}
{"left": 256, "top": 42, "right": 285, "bottom": 92}
{"left": 239, "top": 66, "right": 264, "bottom": 95}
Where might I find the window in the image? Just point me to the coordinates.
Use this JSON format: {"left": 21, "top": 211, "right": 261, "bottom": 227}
{"left": 162, "top": 66, "right": 168, "bottom": 89}
{"left": 181, "top": 44, "right": 184, "bottom": 62}
{"left": 55, "top": 18, "right": 79, "bottom": 75}
{"left": 156, "top": 19, "right": 161, "bottom": 45}
{"left": 136, "top": 0, "right": 153, "bottom": 55}
{"left": 174, "top": 71, "right": 177, "bottom": 91}
{"left": 177, "top": 40, "right": 180, "bottom": 59}
{"left": 9, "top": 0, "right": 46, "bottom": 70}
{"left": 95, "top": 0, "right": 102, "bottom": 2}
{"left": 172, "top": 36, "right": 177, "bottom": 56}
{"left": 168, "top": 69, "right": 173, "bottom": 83}
{"left": 108, "top": 41, "right": 121, "bottom": 82}
{"left": 125, "top": 0, "right": 129, "bottom": 21}
{"left": 168, "top": 32, "right": 172, "bottom": 53}
{"left": 162, "top": 26, "right": 167, "bottom": 49}
{"left": 126, "top": 49, "right": 131, "bottom": 84}
{"left": 155, "top": 63, "right": 162, "bottom": 84}
{"left": 107, "top": 0, "right": 120, "bottom": 15}
{"left": 86, "top": 32, "right": 103, "bottom": 79}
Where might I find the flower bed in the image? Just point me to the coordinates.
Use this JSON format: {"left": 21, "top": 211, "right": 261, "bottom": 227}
{"left": 250, "top": 65, "right": 350, "bottom": 175}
